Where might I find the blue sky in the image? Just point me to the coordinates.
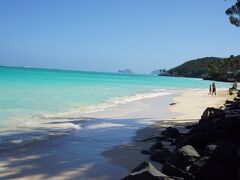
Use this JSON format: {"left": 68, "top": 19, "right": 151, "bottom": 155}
{"left": 0, "top": 0, "right": 239, "bottom": 73}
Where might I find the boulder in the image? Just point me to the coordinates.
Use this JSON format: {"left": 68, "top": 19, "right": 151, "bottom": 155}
{"left": 162, "top": 163, "right": 195, "bottom": 180}
{"left": 149, "top": 142, "right": 163, "bottom": 153}
{"left": 217, "top": 117, "right": 240, "bottom": 136}
{"left": 167, "top": 145, "right": 200, "bottom": 170}
{"left": 199, "top": 140, "right": 237, "bottom": 180}
{"left": 198, "top": 161, "right": 227, "bottom": 180}
{"left": 161, "top": 127, "right": 181, "bottom": 139}
{"left": 141, "top": 150, "right": 150, "bottom": 155}
{"left": 200, "top": 107, "right": 225, "bottom": 123}
{"left": 225, "top": 100, "right": 234, "bottom": 104}
{"left": 203, "top": 144, "right": 218, "bottom": 156}
{"left": 150, "top": 148, "right": 171, "bottom": 164}
{"left": 225, "top": 101, "right": 239, "bottom": 109}
{"left": 185, "top": 125, "right": 195, "bottom": 130}
{"left": 122, "top": 161, "right": 183, "bottom": 180}
{"left": 177, "top": 132, "right": 212, "bottom": 151}
{"left": 166, "top": 138, "right": 174, "bottom": 143}
{"left": 188, "top": 156, "right": 209, "bottom": 177}
{"left": 188, "top": 122, "right": 213, "bottom": 136}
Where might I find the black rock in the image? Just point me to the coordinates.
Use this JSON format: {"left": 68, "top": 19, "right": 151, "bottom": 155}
{"left": 188, "top": 122, "right": 213, "bottom": 136}
{"left": 198, "top": 161, "right": 225, "bottom": 180}
{"left": 161, "top": 127, "right": 181, "bottom": 139}
{"left": 217, "top": 116, "right": 240, "bottom": 136}
{"left": 141, "top": 150, "right": 150, "bottom": 155}
{"left": 188, "top": 156, "right": 209, "bottom": 177}
{"left": 166, "top": 138, "right": 174, "bottom": 143}
{"left": 150, "top": 148, "right": 171, "bottom": 164}
{"left": 149, "top": 142, "right": 163, "bottom": 153}
{"left": 225, "top": 100, "right": 233, "bottom": 104}
{"left": 162, "top": 163, "right": 195, "bottom": 180}
{"left": 167, "top": 145, "right": 200, "bottom": 170}
{"left": 199, "top": 140, "right": 238, "bottom": 180}
{"left": 185, "top": 125, "right": 195, "bottom": 130}
{"left": 203, "top": 144, "right": 218, "bottom": 156}
{"left": 177, "top": 132, "right": 212, "bottom": 152}
{"left": 122, "top": 161, "right": 183, "bottom": 180}
{"left": 200, "top": 107, "right": 225, "bottom": 123}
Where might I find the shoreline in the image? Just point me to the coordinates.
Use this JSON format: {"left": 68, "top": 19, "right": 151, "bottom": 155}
{"left": 0, "top": 89, "right": 231, "bottom": 179}
{"left": 0, "top": 91, "right": 178, "bottom": 180}
{"left": 102, "top": 89, "right": 232, "bottom": 176}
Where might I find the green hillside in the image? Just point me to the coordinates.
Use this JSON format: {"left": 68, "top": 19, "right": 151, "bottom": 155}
{"left": 166, "top": 55, "right": 240, "bottom": 81}
{"left": 167, "top": 57, "right": 223, "bottom": 78}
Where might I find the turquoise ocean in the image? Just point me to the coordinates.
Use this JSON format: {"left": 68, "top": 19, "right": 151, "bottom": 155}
{"left": 0, "top": 66, "right": 229, "bottom": 150}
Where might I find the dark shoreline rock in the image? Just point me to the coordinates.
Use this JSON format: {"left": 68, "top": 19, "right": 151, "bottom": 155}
{"left": 161, "top": 127, "right": 181, "bottom": 139}
{"left": 150, "top": 148, "right": 171, "bottom": 164}
{"left": 122, "top": 162, "right": 184, "bottom": 180}
{"left": 162, "top": 163, "right": 195, "bottom": 180}
{"left": 166, "top": 145, "right": 200, "bottom": 170}
{"left": 123, "top": 93, "right": 240, "bottom": 180}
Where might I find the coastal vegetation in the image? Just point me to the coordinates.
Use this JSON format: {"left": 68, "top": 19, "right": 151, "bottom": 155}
{"left": 163, "top": 55, "right": 240, "bottom": 82}
{"left": 166, "top": 57, "right": 222, "bottom": 78}
{"left": 206, "top": 55, "right": 240, "bottom": 81}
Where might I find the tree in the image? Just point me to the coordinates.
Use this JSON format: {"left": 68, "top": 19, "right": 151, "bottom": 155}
{"left": 226, "top": 0, "right": 240, "bottom": 27}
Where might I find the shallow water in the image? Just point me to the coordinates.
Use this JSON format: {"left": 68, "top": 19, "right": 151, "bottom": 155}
{"left": 0, "top": 66, "right": 230, "bottom": 149}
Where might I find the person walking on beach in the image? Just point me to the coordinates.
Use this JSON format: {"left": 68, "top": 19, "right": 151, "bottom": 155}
{"left": 208, "top": 84, "right": 212, "bottom": 95}
{"left": 233, "top": 81, "right": 238, "bottom": 90}
{"left": 212, "top": 82, "right": 216, "bottom": 96}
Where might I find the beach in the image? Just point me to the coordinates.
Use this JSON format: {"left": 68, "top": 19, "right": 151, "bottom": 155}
{"left": 1, "top": 1, "right": 239, "bottom": 179}
{"left": 0, "top": 89, "right": 231, "bottom": 180}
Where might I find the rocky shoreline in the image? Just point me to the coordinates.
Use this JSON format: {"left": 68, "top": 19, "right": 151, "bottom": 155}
{"left": 122, "top": 93, "right": 240, "bottom": 180}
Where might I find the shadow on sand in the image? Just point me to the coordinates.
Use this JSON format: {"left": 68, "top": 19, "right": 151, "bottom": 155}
{"left": 0, "top": 116, "right": 199, "bottom": 180}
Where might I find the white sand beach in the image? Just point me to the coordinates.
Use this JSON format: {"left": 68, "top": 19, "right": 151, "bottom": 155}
{"left": 0, "top": 89, "right": 232, "bottom": 180}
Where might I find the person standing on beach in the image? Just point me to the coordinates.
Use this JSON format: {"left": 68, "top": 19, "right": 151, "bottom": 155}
{"left": 212, "top": 82, "right": 216, "bottom": 96}
{"left": 233, "top": 81, "right": 238, "bottom": 90}
{"left": 208, "top": 84, "right": 212, "bottom": 95}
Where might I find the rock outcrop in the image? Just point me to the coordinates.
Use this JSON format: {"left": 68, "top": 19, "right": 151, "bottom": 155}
{"left": 123, "top": 92, "right": 240, "bottom": 180}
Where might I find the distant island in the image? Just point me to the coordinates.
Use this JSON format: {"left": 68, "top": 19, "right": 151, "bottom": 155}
{"left": 118, "top": 69, "right": 133, "bottom": 74}
{"left": 157, "top": 55, "right": 240, "bottom": 82}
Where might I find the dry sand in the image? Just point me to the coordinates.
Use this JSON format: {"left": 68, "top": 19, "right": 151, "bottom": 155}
{"left": 102, "top": 89, "right": 233, "bottom": 174}
{"left": 169, "top": 89, "right": 232, "bottom": 123}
